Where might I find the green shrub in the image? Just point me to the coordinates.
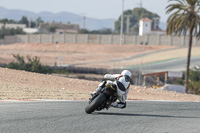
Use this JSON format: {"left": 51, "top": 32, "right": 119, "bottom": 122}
{"left": 8, "top": 54, "right": 52, "bottom": 74}
{"left": 188, "top": 66, "right": 200, "bottom": 94}
{"left": 176, "top": 65, "right": 200, "bottom": 94}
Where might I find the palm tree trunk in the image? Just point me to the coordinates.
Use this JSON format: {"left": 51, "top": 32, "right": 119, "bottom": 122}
{"left": 185, "top": 28, "right": 194, "bottom": 93}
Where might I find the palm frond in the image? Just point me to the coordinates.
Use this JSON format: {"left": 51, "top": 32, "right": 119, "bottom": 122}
{"left": 166, "top": 0, "right": 200, "bottom": 36}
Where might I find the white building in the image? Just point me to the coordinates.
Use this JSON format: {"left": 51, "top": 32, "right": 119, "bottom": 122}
{"left": 23, "top": 28, "right": 38, "bottom": 34}
{"left": 0, "top": 23, "right": 39, "bottom": 34}
{"left": 139, "top": 18, "right": 152, "bottom": 36}
{"left": 139, "top": 18, "right": 166, "bottom": 36}
{"left": 151, "top": 29, "right": 166, "bottom": 36}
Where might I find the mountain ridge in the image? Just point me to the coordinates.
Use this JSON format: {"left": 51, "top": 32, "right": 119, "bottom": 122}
{"left": 0, "top": 6, "right": 115, "bottom": 30}
{"left": 0, "top": 6, "right": 166, "bottom": 31}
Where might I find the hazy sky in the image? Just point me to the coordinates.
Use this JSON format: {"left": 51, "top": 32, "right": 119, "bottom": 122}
{"left": 0, "top": 0, "right": 169, "bottom": 22}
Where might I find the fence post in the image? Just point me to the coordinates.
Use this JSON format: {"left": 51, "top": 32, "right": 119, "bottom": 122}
{"left": 87, "top": 34, "right": 89, "bottom": 44}
{"left": 74, "top": 34, "right": 77, "bottom": 44}
{"left": 159, "top": 35, "right": 161, "bottom": 45}
{"left": 15, "top": 35, "right": 17, "bottom": 44}
{"left": 50, "top": 34, "right": 53, "bottom": 43}
{"left": 194, "top": 37, "right": 197, "bottom": 46}
{"left": 38, "top": 34, "right": 41, "bottom": 43}
{"left": 124, "top": 35, "right": 126, "bottom": 44}
{"left": 63, "top": 33, "right": 66, "bottom": 43}
{"left": 99, "top": 34, "right": 101, "bottom": 44}
{"left": 146, "top": 35, "right": 149, "bottom": 44}
{"left": 182, "top": 36, "right": 185, "bottom": 46}
{"left": 3, "top": 37, "right": 6, "bottom": 44}
{"left": 27, "top": 35, "right": 30, "bottom": 43}
{"left": 110, "top": 34, "right": 113, "bottom": 44}
{"left": 135, "top": 36, "right": 138, "bottom": 44}
{"left": 170, "top": 35, "right": 173, "bottom": 46}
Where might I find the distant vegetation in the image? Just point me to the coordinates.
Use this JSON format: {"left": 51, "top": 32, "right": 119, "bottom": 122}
{"left": 176, "top": 65, "right": 200, "bottom": 94}
{"left": 80, "top": 7, "right": 160, "bottom": 35}
{"left": 7, "top": 54, "right": 52, "bottom": 74}
{"left": 0, "top": 27, "right": 24, "bottom": 39}
{"left": 79, "top": 28, "right": 112, "bottom": 34}
{"left": 7, "top": 54, "right": 70, "bottom": 75}
{"left": 114, "top": 7, "right": 160, "bottom": 34}
{"left": 0, "top": 17, "right": 44, "bottom": 39}
{"left": 0, "top": 17, "right": 44, "bottom": 28}
{"left": 0, "top": 7, "right": 161, "bottom": 37}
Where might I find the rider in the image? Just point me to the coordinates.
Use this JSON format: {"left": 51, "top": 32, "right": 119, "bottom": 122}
{"left": 91, "top": 70, "right": 132, "bottom": 109}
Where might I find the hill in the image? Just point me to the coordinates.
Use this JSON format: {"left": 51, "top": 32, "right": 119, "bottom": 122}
{"left": 0, "top": 6, "right": 115, "bottom": 30}
{"left": 0, "top": 6, "right": 167, "bottom": 31}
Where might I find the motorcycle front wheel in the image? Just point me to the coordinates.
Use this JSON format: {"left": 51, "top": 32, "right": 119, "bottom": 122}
{"left": 85, "top": 93, "right": 107, "bottom": 114}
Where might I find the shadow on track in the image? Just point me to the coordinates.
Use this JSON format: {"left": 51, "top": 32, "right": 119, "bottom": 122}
{"left": 95, "top": 112, "right": 199, "bottom": 119}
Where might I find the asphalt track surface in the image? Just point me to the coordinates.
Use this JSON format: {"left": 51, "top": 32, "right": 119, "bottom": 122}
{"left": 1, "top": 101, "right": 200, "bottom": 133}
{"left": 133, "top": 56, "right": 200, "bottom": 73}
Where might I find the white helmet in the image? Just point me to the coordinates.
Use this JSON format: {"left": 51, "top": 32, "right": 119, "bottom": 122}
{"left": 121, "top": 70, "right": 131, "bottom": 77}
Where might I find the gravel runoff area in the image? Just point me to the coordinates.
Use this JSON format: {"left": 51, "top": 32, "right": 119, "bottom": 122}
{"left": 0, "top": 43, "right": 200, "bottom": 101}
{"left": 0, "top": 67, "right": 200, "bottom": 101}
{"left": 0, "top": 43, "right": 200, "bottom": 68}
{"left": 0, "top": 43, "right": 174, "bottom": 68}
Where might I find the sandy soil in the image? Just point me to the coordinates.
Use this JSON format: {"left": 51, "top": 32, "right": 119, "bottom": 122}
{"left": 0, "top": 43, "right": 200, "bottom": 101}
{"left": 0, "top": 43, "right": 200, "bottom": 69}
{"left": 0, "top": 43, "right": 174, "bottom": 68}
{"left": 0, "top": 67, "right": 200, "bottom": 101}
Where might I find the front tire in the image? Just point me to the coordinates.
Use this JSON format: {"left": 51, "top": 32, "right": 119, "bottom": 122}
{"left": 85, "top": 93, "right": 107, "bottom": 114}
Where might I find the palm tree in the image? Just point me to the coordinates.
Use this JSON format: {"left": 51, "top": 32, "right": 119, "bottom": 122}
{"left": 166, "top": 0, "right": 200, "bottom": 93}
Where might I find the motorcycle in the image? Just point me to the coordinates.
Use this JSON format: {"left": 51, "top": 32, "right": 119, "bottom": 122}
{"left": 85, "top": 82, "right": 117, "bottom": 114}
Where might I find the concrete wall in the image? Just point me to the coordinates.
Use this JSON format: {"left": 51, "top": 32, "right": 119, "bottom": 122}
{"left": 1, "top": 34, "right": 200, "bottom": 46}
{"left": 4, "top": 36, "right": 17, "bottom": 44}
{"left": 112, "top": 35, "right": 120, "bottom": 44}
{"left": 0, "top": 39, "right": 5, "bottom": 44}
{"left": 101, "top": 35, "right": 112, "bottom": 44}
{"left": 16, "top": 35, "right": 27, "bottom": 43}
{"left": 148, "top": 35, "right": 160, "bottom": 45}
{"left": 161, "top": 36, "right": 171, "bottom": 45}
{"left": 77, "top": 34, "right": 88, "bottom": 44}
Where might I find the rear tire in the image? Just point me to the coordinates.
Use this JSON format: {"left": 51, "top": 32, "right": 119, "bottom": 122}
{"left": 85, "top": 93, "right": 107, "bottom": 114}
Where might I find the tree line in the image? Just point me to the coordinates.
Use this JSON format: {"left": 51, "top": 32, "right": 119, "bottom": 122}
{"left": 0, "top": 16, "right": 44, "bottom": 39}
{"left": 80, "top": 7, "right": 160, "bottom": 35}
{"left": 0, "top": 16, "right": 44, "bottom": 28}
{"left": 0, "top": 8, "right": 160, "bottom": 37}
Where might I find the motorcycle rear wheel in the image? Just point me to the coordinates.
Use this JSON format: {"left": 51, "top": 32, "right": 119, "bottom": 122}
{"left": 85, "top": 93, "right": 107, "bottom": 114}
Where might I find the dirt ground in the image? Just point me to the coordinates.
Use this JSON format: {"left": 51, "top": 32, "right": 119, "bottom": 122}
{"left": 0, "top": 43, "right": 174, "bottom": 68}
{"left": 0, "top": 43, "right": 200, "bottom": 101}
{"left": 0, "top": 67, "right": 200, "bottom": 101}
{"left": 0, "top": 43, "right": 200, "bottom": 68}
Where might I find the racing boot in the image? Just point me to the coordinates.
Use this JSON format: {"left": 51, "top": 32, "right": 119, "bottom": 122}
{"left": 91, "top": 80, "right": 106, "bottom": 97}
{"left": 91, "top": 86, "right": 102, "bottom": 97}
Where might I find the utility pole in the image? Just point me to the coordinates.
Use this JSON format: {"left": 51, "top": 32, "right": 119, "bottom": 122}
{"left": 28, "top": 16, "right": 31, "bottom": 28}
{"left": 82, "top": 15, "right": 86, "bottom": 29}
{"left": 83, "top": 16, "right": 86, "bottom": 29}
{"left": 153, "top": 17, "right": 159, "bottom": 29}
{"left": 125, "top": 15, "right": 132, "bottom": 35}
{"left": 138, "top": 43, "right": 144, "bottom": 85}
{"left": 140, "top": 0, "right": 143, "bottom": 8}
{"left": 120, "top": 0, "right": 124, "bottom": 45}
